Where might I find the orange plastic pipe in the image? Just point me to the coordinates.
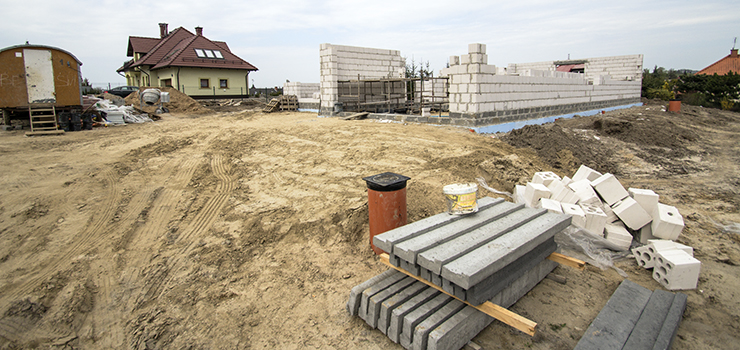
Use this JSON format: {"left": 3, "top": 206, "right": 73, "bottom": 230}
{"left": 367, "top": 188, "right": 407, "bottom": 255}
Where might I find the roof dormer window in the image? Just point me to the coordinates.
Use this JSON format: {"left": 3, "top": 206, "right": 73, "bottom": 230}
{"left": 194, "top": 49, "right": 224, "bottom": 59}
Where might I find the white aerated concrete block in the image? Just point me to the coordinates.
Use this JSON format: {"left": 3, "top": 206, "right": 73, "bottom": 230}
{"left": 538, "top": 198, "right": 563, "bottom": 214}
{"left": 547, "top": 180, "right": 579, "bottom": 204}
{"left": 604, "top": 222, "right": 632, "bottom": 251}
{"left": 568, "top": 179, "right": 600, "bottom": 205}
{"left": 636, "top": 224, "right": 657, "bottom": 244}
{"left": 562, "top": 203, "right": 586, "bottom": 228}
{"left": 561, "top": 176, "right": 573, "bottom": 186}
{"left": 468, "top": 43, "right": 486, "bottom": 54}
{"left": 629, "top": 188, "right": 659, "bottom": 214}
{"left": 580, "top": 203, "right": 608, "bottom": 236}
{"left": 612, "top": 197, "right": 652, "bottom": 230}
{"left": 599, "top": 202, "right": 619, "bottom": 223}
{"left": 524, "top": 182, "right": 551, "bottom": 208}
{"left": 590, "top": 173, "right": 629, "bottom": 206}
{"left": 651, "top": 203, "right": 684, "bottom": 241}
{"left": 653, "top": 249, "right": 701, "bottom": 290}
{"left": 632, "top": 239, "right": 693, "bottom": 269}
{"left": 513, "top": 185, "right": 526, "bottom": 205}
{"left": 572, "top": 165, "right": 602, "bottom": 182}
{"left": 532, "top": 171, "right": 561, "bottom": 186}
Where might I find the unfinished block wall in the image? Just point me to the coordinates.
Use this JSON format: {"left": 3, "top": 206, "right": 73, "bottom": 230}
{"left": 439, "top": 44, "right": 642, "bottom": 127}
{"left": 283, "top": 82, "right": 320, "bottom": 110}
{"left": 508, "top": 54, "right": 644, "bottom": 84}
{"left": 283, "top": 82, "right": 319, "bottom": 99}
{"left": 319, "top": 43, "right": 405, "bottom": 115}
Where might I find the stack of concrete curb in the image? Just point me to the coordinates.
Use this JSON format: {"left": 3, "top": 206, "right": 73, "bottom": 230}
{"left": 347, "top": 259, "right": 559, "bottom": 350}
{"left": 632, "top": 240, "right": 701, "bottom": 290}
{"left": 346, "top": 195, "right": 572, "bottom": 349}
{"left": 514, "top": 165, "right": 686, "bottom": 251}
{"left": 373, "top": 197, "right": 571, "bottom": 305}
{"left": 574, "top": 279, "right": 687, "bottom": 350}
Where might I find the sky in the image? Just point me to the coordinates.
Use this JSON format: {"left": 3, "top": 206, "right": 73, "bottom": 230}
{"left": 1, "top": 0, "right": 738, "bottom": 89}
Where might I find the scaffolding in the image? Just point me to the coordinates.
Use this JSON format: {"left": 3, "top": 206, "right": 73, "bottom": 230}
{"left": 336, "top": 76, "right": 448, "bottom": 115}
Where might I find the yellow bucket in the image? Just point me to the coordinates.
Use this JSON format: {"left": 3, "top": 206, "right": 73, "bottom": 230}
{"left": 443, "top": 183, "right": 478, "bottom": 215}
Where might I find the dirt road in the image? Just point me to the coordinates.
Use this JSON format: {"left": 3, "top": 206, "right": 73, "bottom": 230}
{"left": 0, "top": 100, "right": 738, "bottom": 349}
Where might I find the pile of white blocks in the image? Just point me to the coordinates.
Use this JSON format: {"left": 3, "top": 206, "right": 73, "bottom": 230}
{"left": 514, "top": 165, "right": 686, "bottom": 252}
{"left": 632, "top": 240, "right": 701, "bottom": 290}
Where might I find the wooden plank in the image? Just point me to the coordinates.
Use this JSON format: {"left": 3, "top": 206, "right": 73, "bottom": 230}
{"left": 546, "top": 252, "right": 586, "bottom": 271}
{"left": 379, "top": 253, "right": 537, "bottom": 337}
{"left": 341, "top": 112, "right": 369, "bottom": 120}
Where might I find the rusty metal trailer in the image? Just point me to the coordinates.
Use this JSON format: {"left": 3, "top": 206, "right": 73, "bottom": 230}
{"left": 0, "top": 44, "right": 83, "bottom": 135}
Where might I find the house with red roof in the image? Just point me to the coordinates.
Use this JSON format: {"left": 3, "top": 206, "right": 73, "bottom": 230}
{"left": 118, "top": 23, "right": 257, "bottom": 97}
{"left": 696, "top": 49, "right": 740, "bottom": 76}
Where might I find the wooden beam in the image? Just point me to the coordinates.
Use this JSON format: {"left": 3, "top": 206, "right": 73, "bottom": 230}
{"left": 547, "top": 252, "right": 586, "bottom": 271}
{"left": 378, "top": 253, "right": 537, "bottom": 336}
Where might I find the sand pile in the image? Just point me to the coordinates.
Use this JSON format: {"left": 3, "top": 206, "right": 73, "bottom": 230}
{"left": 124, "top": 86, "right": 209, "bottom": 115}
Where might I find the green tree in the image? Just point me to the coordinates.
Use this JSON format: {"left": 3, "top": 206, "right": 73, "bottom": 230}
{"left": 676, "top": 72, "right": 740, "bottom": 109}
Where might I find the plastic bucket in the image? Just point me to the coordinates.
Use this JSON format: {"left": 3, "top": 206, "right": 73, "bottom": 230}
{"left": 668, "top": 100, "right": 681, "bottom": 112}
{"left": 443, "top": 183, "right": 478, "bottom": 215}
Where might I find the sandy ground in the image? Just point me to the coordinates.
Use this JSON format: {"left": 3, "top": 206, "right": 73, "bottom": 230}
{"left": 0, "top": 100, "right": 738, "bottom": 349}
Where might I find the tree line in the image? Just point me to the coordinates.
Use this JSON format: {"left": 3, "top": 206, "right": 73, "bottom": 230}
{"left": 642, "top": 67, "right": 740, "bottom": 110}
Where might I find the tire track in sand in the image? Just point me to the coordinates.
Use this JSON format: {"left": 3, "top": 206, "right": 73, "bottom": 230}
{"left": 0, "top": 168, "right": 120, "bottom": 333}
{"left": 133, "top": 154, "right": 234, "bottom": 310}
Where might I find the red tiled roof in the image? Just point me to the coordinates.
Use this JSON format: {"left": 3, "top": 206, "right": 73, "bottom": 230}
{"left": 127, "top": 37, "right": 160, "bottom": 57}
{"left": 153, "top": 35, "right": 257, "bottom": 71}
{"left": 124, "top": 26, "right": 257, "bottom": 72}
{"left": 697, "top": 49, "right": 740, "bottom": 75}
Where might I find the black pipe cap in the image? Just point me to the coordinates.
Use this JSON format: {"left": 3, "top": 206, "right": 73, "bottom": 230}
{"left": 363, "top": 172, "right": 410, "bottom": 192}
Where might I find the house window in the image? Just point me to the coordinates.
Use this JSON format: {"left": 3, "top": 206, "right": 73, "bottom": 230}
{"left": 161, "top": 78, "right": 172, "bottom": 87}
{"left": 200, "top": 79, "right": 210, "bottom": 88}
{"left": 194, "top": 49, "right": 224, "bottom": 59}
{"left": 219, "top": 79, "right": 228, "bottom": 88}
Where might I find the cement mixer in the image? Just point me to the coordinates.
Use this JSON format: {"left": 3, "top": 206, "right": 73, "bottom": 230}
{"left": 139, "top": 88, "right": 170, "bottom": 114}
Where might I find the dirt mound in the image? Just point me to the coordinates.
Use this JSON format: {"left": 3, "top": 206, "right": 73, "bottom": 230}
{"left": 124, "top": 86, "right": 209, "bottom": 115}
{"left": 500, "top": 123, "right": 617, "bottom": 175}
{"left": 100, "top": 93, "right": 125, "bottom": 106}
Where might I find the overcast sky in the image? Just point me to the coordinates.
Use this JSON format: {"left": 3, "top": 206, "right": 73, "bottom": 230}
{"left": 1, "top": 0, "right": 737, "bottom": 89}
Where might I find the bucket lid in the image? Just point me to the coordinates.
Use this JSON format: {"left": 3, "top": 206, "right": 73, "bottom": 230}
{"left": 443, "top": 183, "right": 478, "bottom": 195}
{"left": 363, "top": 172, "right": 410, "bottom": 192}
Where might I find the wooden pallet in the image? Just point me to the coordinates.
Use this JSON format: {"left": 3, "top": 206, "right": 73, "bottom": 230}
{"left": 279, "top": 95, "right": 298, "bottom": 111}
{"left": 262, "top": 98, "right": 280, "bottom": 113}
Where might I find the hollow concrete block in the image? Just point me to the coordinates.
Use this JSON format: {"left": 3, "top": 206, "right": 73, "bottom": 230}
{"left": 568, "top": 179, "right": 600, "bottom": 205}
{"left": 562, "top": 203, "right": 586, "bottom": 228}
{"left": 604, "top": 222, "right": 632, "bottom": 251}
{"left": 572, "top": 164, "right": 602, "bottom": 182}
{"left": 650, "top": 203, "right": 684, "bottom": 241}
{"left": 532, "top": 171, "right": 561, "bottom": 186}
{"left": 580, "top": 203, "right": 608, "bottom": 236}
{"left": 653, "top": 249, "right": 700, "bottom": 290}
{"left": 524, "top": 182, "right": 551, "bottom": 208}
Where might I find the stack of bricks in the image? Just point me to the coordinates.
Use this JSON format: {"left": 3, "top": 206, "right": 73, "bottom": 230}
{"left": 282, "top": 82, "right": 320, "bottom": 110}
{"left": 438, "top": 44, "right": 642, "bottom": 127}
{"left": 347, "top": 196, "right": 572, "bottom": 350}
{"left": 319, "top": 43, "right": 404, "bottom": 115}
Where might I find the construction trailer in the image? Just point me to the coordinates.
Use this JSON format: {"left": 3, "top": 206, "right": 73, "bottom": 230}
{"left": 0, "top": 43, "right": 83, "bottom": 134}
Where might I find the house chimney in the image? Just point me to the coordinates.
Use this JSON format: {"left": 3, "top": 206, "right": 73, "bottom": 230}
{"left": 731, "top": 49, "right": 739, "bottom": 58}
{"left": 159, "top": 23, "right": 168, "bottom": 38}
{"left": 195, "top": 26, "right": 203, "bottom": 36}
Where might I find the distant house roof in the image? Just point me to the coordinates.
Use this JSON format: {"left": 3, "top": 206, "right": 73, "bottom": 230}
{"left": 120, "top": 25, "right": 257, "bottom": 72}
{"left": 697, "top": 49, "right": 740, "bottom": 75}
